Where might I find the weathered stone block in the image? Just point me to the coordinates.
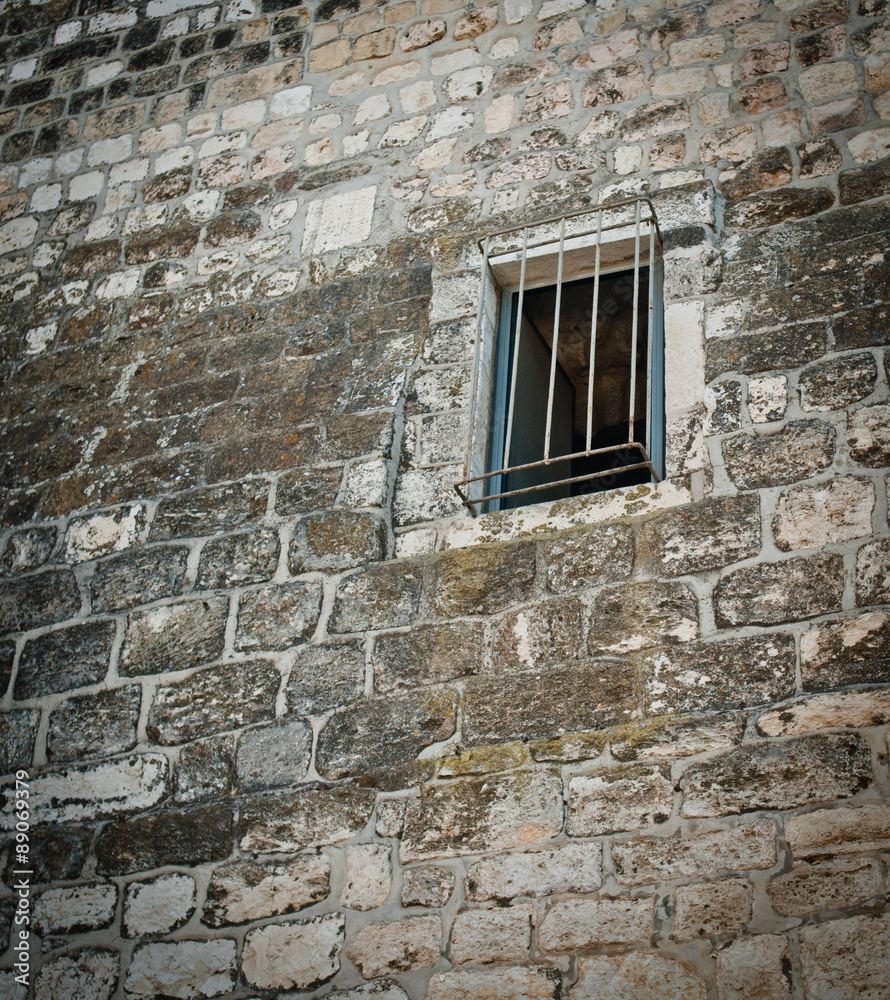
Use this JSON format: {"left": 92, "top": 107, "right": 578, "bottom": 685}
{"left": 125, "top": 940, "right": 237, "bottom": 999}
{"left": 721, "top": 421, "right": 834, "bottom": 490}
{"left": 329, "top": 982, "right": 410, "bottom": 999}
{"left": 800, "top": 914, "right": 890, "bottom": 999}
{"left": 196, "top": 528, "right": 280, "bottom": 588}
{"left": 372, "top": 621, "right": 482, "bottom": 692}
{"left": 769, "top": 857, "right": 882, "bottom": 915}
{"left": 47, "top": 685, "right": 141, "bottom": 761}
{"left": 34, "top": 950, "right": 119, "bottom": 1000}
{"left": 434, "top": 542, "right": 535, "bottom": 617}
{"left": 428, "top": 967, "right": 559, "bottom": 1000}
{"left": 784, "top": 802, "right": 890, "bottom": 857}
{"left": 290, "top": 510, "right": 386, "bottom": 572}
{"left": 567, "top": 765, "right": 673, "bottom": 836}
{"left": 119, "top": 597, "right": 228, "bottom": 676}
{"left": 203, "top": 853, "right": 330, "bottom": 926}
{"left": 402, "top": 865, "right": 455, "bottom": 907}
{"left": 148, "top": 659, "right": 279, "bottom": 744}
{"left": 32, "top": 882, "right": 117, "bottom": 937}
{"left": 848, "top": 404, "right": 890, "bottom": 467}
{"left": 799, "top": 352, "right": 878, "bottom": 411}
{"left": 857, "top": 538, "right": 890, "bottom": 607}
{"left": 613, "top": 819, "right": 778, "bottom": 886}
{"left": 716, "top": 935, "right": 791, "bottom": 1000}
{"left": 570, "top": 952, "right": 706, "bottom": 1000}
{"left": 540, "top": 897, "right": 654, "bottom": 952}
{"left": 801, "top": 609, "right": 890, "bottom": 689}
{"left": 491, "top": 597, "right": 583, "bottom": 671}
{"left": 0, "top": 569, "right": 80, "bottom": 634}
{"left": 3, "top": 824, "right": 91, "bottom": 887}
{"left": 757, "top": 687, "right": 890, "bottom": 736}
{"left": 706, "top": 322, "right": 831, "bottom": 381}
{"left": 401, "top": 770, "right": 563, "bottom": 861}
{"left": 713, "top": 555, "right": 844, "bottom": 627}
{"left": 681, "top": 733, "right": 872, "bottom": 817}
{"left": 609, "top": 712, "right": 744, "bottom": 762}
{"left": 465, "top": 841, "right": 602, "bottom": 902}
{"left": 462, "top": 659, "right": 637, "bottom": 743}
{"left": 0, "top": 709, "right": 39, "bottom": 772}
{"left": 235, "top": 581, "right": 323, "bottom": 650}
{"left": 0, "top": 526, "right": 56, "bottom": 574}
{"left": 236, "top": 719, "right": 312, "bottom": 791}
{"left": 89, "top": 545, "right": 188, "bottom": 613}
{"left": 450, "top": 905, "right": 534, "bottom": 964}
{"left": 239, "top": 785, "right": 375, "bottom": 853}
{"left": 315, "top": 688, "right": 457, "bottom": 780}
{"left": 589, "top": 580, "right": 698, "bottom": 655}
{"left": 340, "top": 843, "right": 392, "bottom": 911}
{"left": 347, "top": 914, "right": 441, "bottom": 978}
{"left": 151, "top": 480, "right": 269, "bottom": 539}
{"left": 174, "top": 735, "right": 236, "bottom": 804}
{"left": 674, "top": 879, "right": 751, "bottom": 939}
{"left": 124, "top": 872, "right": 196, "bottom": 937}
{"left": 773, "top": 477, "right": 874, "bottom": 551}
{"left": 283, "top": 641, "right": 364, "bottom": 715}
{"left": 639, "top": 496, "right": 760, "bottom": 577}
{"left": 543, "top": 522, "right": 634, "bottom": 591}
{"left": 329, "top": 562, "right": 423, "bottom": 632}
{"left": 582, "top": 63, "right": 645, "bottom": 105}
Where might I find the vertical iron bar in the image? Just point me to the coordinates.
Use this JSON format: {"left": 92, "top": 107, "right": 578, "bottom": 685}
{"left": 585, "top": 209, "right": 602, "bottom": 452}
{"left": 627, "top": 199, "right": 641, "bottom": 444}
{"left": 543, "top": 216, "right": 566, "bottom": 461}
{"left": 465, "top": 235, "right": 490, "bottom": 481}
{"left": 645, "top": 212, "right": 655, "bottom": 461}
{"left": 502, "top": 227, "right": 528, "bottom": 469}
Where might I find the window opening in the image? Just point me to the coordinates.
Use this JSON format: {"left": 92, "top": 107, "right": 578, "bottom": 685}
{"left": 456, "top": 198, "right": 664, "bottom": 517}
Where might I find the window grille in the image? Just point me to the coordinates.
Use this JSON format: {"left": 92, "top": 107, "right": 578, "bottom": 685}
{"left": 455, "top": 197, "right": 664, "bottom": 517}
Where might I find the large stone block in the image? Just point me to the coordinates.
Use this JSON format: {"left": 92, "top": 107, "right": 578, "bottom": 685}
{"left": 285, "top": 641, "right": 366, "bottom": 714}
{"left": 769, "top": 857, "right": 882, "bottom": 915}
{"left": 47, "top": 686, "right": 141, "bottom": 761}
{"left": 151, "top": 480, "right": 269, "bottom": 539}
{"left": 491, "top": 597, "right": 583, "bottom": 671}
{"left": 638, "top": 496, "right": 760, "bottom": 577}
{"left": 0, "top": 709, "right": 38, "bottom": 772}
{"left": 567, "top": 765, "right": 673, "bottom": 836}
{"left": 801, "top": 609, "right": 890, "bottom": 689}
{"left": 613, "top": 819, "right": 778, "bottom": 886}
{"left": 784, "top": 803, "right": 890, "bottom": 858}
{"left": 14, "top": 619, "right": 116, "bottom": 699}
{"left": 680, "top": 734, "right": 872, "bottom": 817}
{"left": 450, "top": 905, "right": 534, "bottom": 964}
{"left": 32, "top": 882, "right": 117, "bottom": 937}
{"left": 715, "top": 935, "right": 791, "bottom": 1000}
{"left": 462, "top": 659, "right": 638, "bottom": 743}
{"left": 124, "top": 873, "right": 196, "bottom": 937}
{"left": 433, "top": 541, "right": 536, "bottom": 617}
{"left": 290, "top": 510, "right": 386, "bottom": 572}
{"left": 609, "top": 712, "right": 744, "bottom": 762}
{"left": 315, "top": 689, "right": 457, "bottom": 780}
{"left": 238, "top": 785, "right": 376, "bottom": 853}
{"left": 673, "top": 879, "right": 752, "bottom": 939}
{"left": 757, "top": 687, "right": 890, "bottom": 736}
{"left": 588, "top": 581, "right": 698, "bottom": 654}
{"left": 174, "top": 735, "right": 236, "bottom": 804}
{"left": 857, "top": 538, "right": 890, "bottom": 607}
{"left": 329, "top": 562, "right": 423, "bottom": 632}
{"left": 428, "top": 967, "right": 560, "bottom": 1000}
{"left": 800, "top": 914, "right": 890, "bottom": 999}
{"left": 372, "top": 621, "right": 483, "bottom": 692}
{"left": 341, "top": 843, "right": 392, "bottom": 911}
{"left": 798, "top": 352, "right": 878, "bottom": 411}
{"left": 540, "top": 897, "right": 654, "bottom": 952}
{"left": 713, "top": 555, "right": 844, "bottom": 627}
{"left": 543, "top": 522, "right": 634, "bottom": 592}
{"left": 235, "top": 581, "right": 323, "bottom": 650}
{"left": 401, "top": 770, "right": 563, "bottom": 861}
{"left": 772, "top": 477, "right": 874, "bottom": 551}
{"left": 95, "top": 802, "right": 233, "bottom": 876}
{"left": 34, "top": 950, "right": 119, "bottom": 1000}
{"left": 465, "top": 841, "right": 602, "bottom": 902}
{"left": 147, "top": 660, "right": 280, "bottom": 744}
{"left": 0, "top": 569, "right": 80, "bottom": 634}
{"left": 203, "top": 854, "right": 330, "bottom": 926}
{"left": 236, "top": 719, "right": 313, "bottom": 791}
{"left": 847, "top": 405, "right": 890, "bottom": 467}
{"left": 569, "top": 952, "right": 706, "bottom": 1000}
{"left": 721, "top": 421, "right": 835, "bottom": 490}
{"left": 119, "top": 597, "right": 228, "bottom": 676}
{"left": 196, "top": 528, "right": 280, "bottom": 588}
{"left": 126, "top": 940, "right": 237, "bottom": 999}
{"left": 89, "top": 545, "right": 189, "bottom": 613}
{"left": 346, "top": 915, "right": 441, "bottom": 979}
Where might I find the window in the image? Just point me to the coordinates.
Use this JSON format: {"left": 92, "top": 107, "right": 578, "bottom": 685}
{"left": 456, "top": 198, "right": 664, "bottom": 516}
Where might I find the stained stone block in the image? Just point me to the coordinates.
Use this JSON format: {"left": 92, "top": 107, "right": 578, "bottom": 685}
{"left": 32, "top": 882, "right": 117, "bottom": 936}
{"left": 329, "top": 983, "right": 410, "bottom": 999}
{"left": 450, "top": 905, "right": 534, "bottom": 964}
{"left": 125, "top": 940, "right": 237, "bottom": 999}
{"left": 3, "top": 825, "right": 91, "bottom": 886}
{"left": 0, "top": 526, "right": 56, "bottom": 574}
{"left": 613, "top": 819, "right": 778, "bottom": 886}
{"left": 147, "top": 660, "right": 281, "bottom": 744}
{"left": 372, "top": 622, "right": 483, "bottom": 692}
{"left": 315, "top": 689, "right": 458, "bottom": 780}
{"left": 756, "top": 687, "right": 890, "bottom": 736}
{"left": 124, "top": 873, "right": 197, "bottom": 936}
{"left": 491, "top": 597, "right": 583, "bottom": 671}
{"left": 243, "top": 913, "right": 345, "bottom": 990}
{"left": 401, "top": 770, "right": 563, "bottom": 861}
{"left": 238, "top": 784, "right": 376, "bottom": 853}
{"left": 276, "top": 465, "right": 344, "bottom": 514}
{"left": 151, "top": 480, "right": 269, "bottom": 539}
{"left": 346, "top": 914, "right": 441, "bottom": 979}
{"left": 588, "top": 581, "right": 698, "bottom": 655}
{"left": 433, "top": 542, "right": 535, "bottom": 617}
{"left": 638, "top": 495, "right": 760, "bottom": 577}
{"left": 174, "top": 735, "right": 237, "bottom": 803}
{"left": 800, "top": 609, "right": 890, "bottom": 689}
{"left": 235, "top": 581, "right": 323, "bottom": 650}
{"left": 680, "top": 734, "right": 872, "bottom": 817}
{"left": 567, "top": 766, "right": 673, "bottom": 836}
{"left": 289, "top": 510, "right": 386, "bottom": 571}
{"left": 0, "top": 709, "right": 39, "bottom": 772}
{"left": 673, "top": 879, "right": 751, "bottom": 938}
{"left": 196, "top": 528, "right": 280, "bottom": 588}
{"left": 47, "top": 686, "right": 141, "bottom": 761}
{"left": 784, "top": 803, "right": 890, "bottom": 858}
{"left": 89, "top": 545, "right": 189, "bottom": 613}
{"left": 800, "top": 914, "right": 890, "bottom": 1000}
{"left": 715, "top": 935, "right": 791, "bottom": 1000}
{"left": 119, "top": 598, "right": 228, "bottom": 676}
{"left": 713, "top": 555, "right": 844, "bottom": 627}
{"left": 34, "top": 950, "right": 119, "bottom": 1000}
{"left": 0, "top": 569, "right": 80, "bottom": 634}
{"left": 609, "top": 712, "right": 744, "bottom": 762}
{"left": 429, "top": 967, "right": 559, "bottom": 1000}
{"left": 772, "top": 477, "right": 874, "bottom": 551}
{"left": 236, "top": 719, "right": 312, "bottom": 791}
{"left": 203, "top": 854, "right": 330, "bottom": 926}
{"left": 96, "top": 803, "right": 233, "bottom": 876}
{"left": 285, "top": 641, "right": 365, "bottom": 714}
{"left": 857, "top": 538, "right": 890, "bottom": 607}
{"left": 402, "top": 865, "right": 456, "bottom": 907}
{"left": 329, "top": 562, "right": 423, "bottom": 632}
{"left": 570, "top": 952, "right": 705, "bottom": 1000}
{"left": 847, "top": 404, "right": 890, "bottom": 467}
{"left": 769, "top": 858, "right": 882, "bottom": 915}
{"left": 341, "top": 843, "right": 392, "bottom": 911}
{"left": 798, "top": 352, "right": 878, "bottom": 411}
{"left": 465, "top": 841, "right": 602, "bottom": 902}
{"left": 721, "top": 421, "right": 835, "bottom": 490}
{"left": 539, "top": 897, "right": 654, "bottom": 952}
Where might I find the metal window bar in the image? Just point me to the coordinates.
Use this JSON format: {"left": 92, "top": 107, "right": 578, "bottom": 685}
{"left": 455, "top": 196, "right": 663, "bottom": 518}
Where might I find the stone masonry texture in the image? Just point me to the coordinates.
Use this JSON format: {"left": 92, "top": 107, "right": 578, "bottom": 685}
{"left": 0, "top": 0, "right": 888, "bottom": 997}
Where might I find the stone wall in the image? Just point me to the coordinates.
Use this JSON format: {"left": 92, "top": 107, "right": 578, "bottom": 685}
{"left": 0, "top": 0, "right": 889, "bottom": 997}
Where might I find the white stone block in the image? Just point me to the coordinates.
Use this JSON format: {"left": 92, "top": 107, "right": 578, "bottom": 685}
{"left": 88, "top": 136, "right": 133, "bottom": 166}
{"left": 54, "top": 21, "right": 82, "bottom": 44}
{"left": 356, "top": 93, "right": 391, "bottom": 125}
{"left": 664, "top": 300, "right": 705, "bottom": 415}
{"left": 0, "top": 216, "right": 37, "bottom": 255}
{"left": 302, "top": 186, "right": 376, "bottom": 255}
{"left": 222, "top": 99, "right": 267, "bottom": 130}
{"left": 31, "top": 184, "right": 62, "bottom": 212}
{"left": 9, "top": 58, "right": 37, "bottom": 82}
{"left": 270, "top": 85, "right": 313, "bottom": 119}
{"left": 86, "top": 61, "right": 123, "bottom": 88}
{"left": 89, "top": 9, "right": 137, "bottom": 33}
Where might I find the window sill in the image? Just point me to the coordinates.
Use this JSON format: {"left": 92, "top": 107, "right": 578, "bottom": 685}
{"left": 394, "top": 477, "right": 693, "bottom": 558}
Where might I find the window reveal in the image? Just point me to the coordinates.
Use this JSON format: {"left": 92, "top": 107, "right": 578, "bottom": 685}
{"left": 456, "top": 198, "right": 665, "bottom": 516}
